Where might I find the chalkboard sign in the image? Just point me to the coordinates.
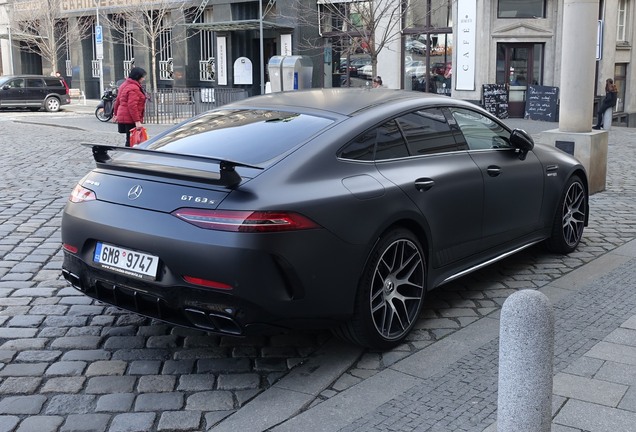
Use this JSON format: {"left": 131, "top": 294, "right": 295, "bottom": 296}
{"left": 482, "top": 84, "right": 509, "bottom": 119}
{"left": 525, "top": 85, "right": 559, "bottom": 121}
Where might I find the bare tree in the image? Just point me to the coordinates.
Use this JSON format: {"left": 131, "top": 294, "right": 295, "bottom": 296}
{"left": 9, "top": 0, "right": 92, "bottom": 74}
{"left": 104, "top": 0, "right": 195, "bottom": 92}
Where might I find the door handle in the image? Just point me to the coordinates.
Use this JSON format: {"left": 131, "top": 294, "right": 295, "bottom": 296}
{"left": 414, "top": 178, "right": 435, "bottom": 191}
{"left": 486, "top": 166, "right": 502, "bottom": 177}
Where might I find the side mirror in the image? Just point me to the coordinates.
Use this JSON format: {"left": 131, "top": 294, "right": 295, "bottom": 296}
{"left": 1, "top": 85, "right": 9, "bottom": 91}
{"left": 510, "top": 129, "right": 534, "bottom": 160}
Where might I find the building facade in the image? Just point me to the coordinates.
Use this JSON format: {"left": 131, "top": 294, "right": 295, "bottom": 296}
{"left": 0, "top": 0, "right": 633, "bottom": 124}
{"left": 0, "top": 0, "right": 321, "bottom": 98}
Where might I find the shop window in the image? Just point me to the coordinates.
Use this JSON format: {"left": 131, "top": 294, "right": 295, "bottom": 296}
{"left": 402, "top": 0, "right": 452, "bottom": 93}
{"left": 614, "top": 63, "right": 627, "bottom": 112}
{"left": 404, "top": 33, "right": 453, "bottom": 94}
{"left": 498, "top": 0, "right": 546, "bottom": 18}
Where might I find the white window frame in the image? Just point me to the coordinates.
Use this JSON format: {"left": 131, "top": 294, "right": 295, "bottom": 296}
{"left": 199, "top": 8, "right": 215, "bottom": 81}
{"left": 158, "top": 15, "right": 174, "bottom": 80}
{"left": 124, "top": 20, "right": 135, "bottom": 77}
{"left": 617, "top": 0, "right": 629, "bottom": 42}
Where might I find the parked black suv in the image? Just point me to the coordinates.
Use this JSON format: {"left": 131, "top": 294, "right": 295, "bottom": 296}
{"left": 0, "top": 75, "right": 71, "bottom": 112}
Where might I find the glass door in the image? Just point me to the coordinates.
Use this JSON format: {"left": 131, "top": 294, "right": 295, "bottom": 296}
{"left": 496, "top": 43, "right": 543, "bottom": 118}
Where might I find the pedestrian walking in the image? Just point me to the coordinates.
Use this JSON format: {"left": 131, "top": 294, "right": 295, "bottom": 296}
{"left": 113, "top": 67, "right": 147, "bottom": 147}
{"left": 593, "top": 78, "right": 618, "bottom": 130}
{"left": 372, "top": 76, "right": 384, "bottom": 88}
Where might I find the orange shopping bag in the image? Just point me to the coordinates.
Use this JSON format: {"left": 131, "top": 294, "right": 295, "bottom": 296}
{"left": 130, "top": 127, "right": 148, "bottom": 147}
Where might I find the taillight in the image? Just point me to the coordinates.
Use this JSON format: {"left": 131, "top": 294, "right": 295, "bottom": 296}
{"left": 183, "top": 275, "right": 233, "bottom": 290}
{"left": 62, "top": 243, "right": 78, "bottom": 254}
{"left": 172, "top": 209, "right": 320, "bottom": 232}
{"left": 69, "top": 184, "right": 96, "bottom": 203}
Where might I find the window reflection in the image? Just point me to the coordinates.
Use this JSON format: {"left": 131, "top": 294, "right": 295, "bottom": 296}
{"left": 403, "top": 0, "right": 453, "bottom": 94}
{"left": 404, "top": 33, "right": 453, "bottom": 95}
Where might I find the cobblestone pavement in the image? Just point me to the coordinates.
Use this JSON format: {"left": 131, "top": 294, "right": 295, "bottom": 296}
{"left": 0, "top": 111, "right": 331, "bottom": 432}
{"left": 0, "top": 108, "right": 634, "bottom": 431}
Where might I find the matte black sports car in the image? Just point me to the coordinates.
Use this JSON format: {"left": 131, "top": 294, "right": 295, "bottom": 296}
{"left": 61, "top": 89, "right": 588, "bottom": 349}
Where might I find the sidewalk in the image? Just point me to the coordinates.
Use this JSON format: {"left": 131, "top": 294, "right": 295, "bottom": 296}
{"left": 206, "top": 121, "right": 636, "bottom": 432}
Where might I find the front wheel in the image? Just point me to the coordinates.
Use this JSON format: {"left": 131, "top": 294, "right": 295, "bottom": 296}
{"left": 334, "top": 228, "right": 426, "bottom": 349}
{"left": 546, "top": 175, "right": 587, "bottom": 253}
{"left": 95, "top": 107, "right": 112, "bottom": 122}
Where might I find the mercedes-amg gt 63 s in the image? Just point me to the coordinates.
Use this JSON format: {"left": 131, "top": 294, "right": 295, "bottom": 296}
{"left": 61, "top": 89, "right": 588, "bottom": 349}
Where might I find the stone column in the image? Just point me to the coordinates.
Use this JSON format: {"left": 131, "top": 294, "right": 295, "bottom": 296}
{"left": 541, "top": 0, "right": 607, "bottom": 194}
{"left": 558, "top": 0, "right": 598, "bottom": 132}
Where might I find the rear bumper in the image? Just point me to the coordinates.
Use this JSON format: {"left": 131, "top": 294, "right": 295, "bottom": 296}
{"left": 62, "top": 253, "right": 278, "bottom": 335}
{"left": 61, "top": 201, "right": 367, "bottom": 335}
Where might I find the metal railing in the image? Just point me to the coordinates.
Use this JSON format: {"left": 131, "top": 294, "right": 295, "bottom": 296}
{"left": 143, "top": 88, "right": 249, "bottom": 124}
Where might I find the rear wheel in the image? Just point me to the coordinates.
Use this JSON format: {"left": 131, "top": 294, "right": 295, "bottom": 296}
{"left": 44, "top": 96, "right": 60, "bottom": 112}
{"left": 335, "top": 228, "right": 426, "bottom": 349}
{"left": 546, "top": 175, "right": 586, "bottom": 253}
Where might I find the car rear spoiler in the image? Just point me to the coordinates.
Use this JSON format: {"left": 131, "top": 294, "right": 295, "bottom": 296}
{"left": 82, "top": 143, "right": 263, "bottom": 189}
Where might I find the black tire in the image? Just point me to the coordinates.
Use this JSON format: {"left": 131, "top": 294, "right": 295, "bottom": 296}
{"left": 546, "top": 175, "right": 587, "bottom": 253}
{"left": 44, "top": 96, "right": 60, "bottom": 112}
{"left": 334, "top": 228, "right": 426, "bottom": 349}
{"left": 95, "top": 107, "right": 111, "bottom": 122}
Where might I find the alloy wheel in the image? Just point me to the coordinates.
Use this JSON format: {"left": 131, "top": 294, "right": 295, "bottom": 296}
{"left": 561, "top": 180, "right": 586, "bottom": 247}
{"left": 370, "top": 238, "right": 425, "bottom": 340}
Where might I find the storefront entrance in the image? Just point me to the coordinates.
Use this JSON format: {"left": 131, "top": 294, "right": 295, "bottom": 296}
{"left": 496, "top": 43, "right": 543, "bottom": 118}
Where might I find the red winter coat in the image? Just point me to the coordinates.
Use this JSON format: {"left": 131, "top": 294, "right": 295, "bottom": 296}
{"left": 114, "top": 78, "right": 146, "bottom": 124}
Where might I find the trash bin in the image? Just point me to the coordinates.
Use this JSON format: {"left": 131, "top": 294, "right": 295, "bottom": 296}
{"left": 281, "top": 56, "right": 313, "bottom": 91}
{"left": 267, "top": 56, "right": 284, "bottom": 93}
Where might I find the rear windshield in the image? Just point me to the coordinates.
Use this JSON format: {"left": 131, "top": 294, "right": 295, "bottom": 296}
{"left": 146, "top": 109, "right": 334, "bottom": 165}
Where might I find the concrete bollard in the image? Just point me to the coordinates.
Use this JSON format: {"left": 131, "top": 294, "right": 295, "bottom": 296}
{"left": 498, "top": 290, "right": 554, "bottom": 432}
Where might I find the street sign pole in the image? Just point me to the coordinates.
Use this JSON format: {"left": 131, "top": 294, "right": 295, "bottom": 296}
{"left": 95, "top": 4, "right": 104, "bottom": 96}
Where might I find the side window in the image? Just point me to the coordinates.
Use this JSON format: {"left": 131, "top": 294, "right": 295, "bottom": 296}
{"left": 394, "top": 108, "right": 457, "bottom": 156}
{"left": 339, "top": 120, "right": 409, "bottom": 161}
{"left": 7, "top": 79, "right": 24, "bottom": 89}
{"left": 27, "top": 79, "right": 45, "bottom": 88}
{"left": 45, "top": 78, "right": 62, "bottom": 87}
{"left": 448, "top": 107, "right": 512, "bottom": 150}
{"left": 375, "top": 120, "right": 409, "bottom": 160}
{"left": 339, "top": 130, "right": 376, "bottom": 161}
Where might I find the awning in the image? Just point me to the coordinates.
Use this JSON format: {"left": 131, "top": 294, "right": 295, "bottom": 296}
{"left": 186, "top": 20, "right": 293, "bottom": 32}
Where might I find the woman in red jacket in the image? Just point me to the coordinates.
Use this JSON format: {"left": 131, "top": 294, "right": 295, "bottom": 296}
{"left": 113, "top": 67, "right": 147, "bottom": 147}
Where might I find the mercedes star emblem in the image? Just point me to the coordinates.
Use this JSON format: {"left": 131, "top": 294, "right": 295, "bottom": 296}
{"left": 128, "top": 184, "right": 143, "bottom": 200}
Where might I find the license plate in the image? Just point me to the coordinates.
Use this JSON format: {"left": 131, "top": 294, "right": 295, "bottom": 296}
{"left": 94, "top": 242, "right": 159, "bottom": 281}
